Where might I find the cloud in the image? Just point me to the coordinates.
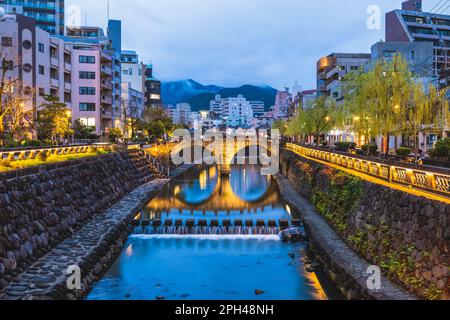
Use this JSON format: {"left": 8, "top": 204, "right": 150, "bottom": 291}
{"left": 66, "top": 0, "right": 431, "bottom": 90}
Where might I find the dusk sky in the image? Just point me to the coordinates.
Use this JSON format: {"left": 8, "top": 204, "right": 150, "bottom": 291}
{"left": 66, "top": 0, "right": 439, "bottom": 90}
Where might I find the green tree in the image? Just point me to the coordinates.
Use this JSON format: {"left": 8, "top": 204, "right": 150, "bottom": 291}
{"left": 109, "top": 127, "right": 124, "bottom": 143}
{"left": 272, "top": 119, "right": 288, "bottom": 136}
{"left": 142, "top": 107, "right": 174, "bottom": 140}
{"left": 306, "top": 97, "right": 336, "bottom": 145}
{"left": 72, "top": 119, "right": 97, "bottom": 140}
{"left": 36, "top": 95, "right": 71, "bottom": 144}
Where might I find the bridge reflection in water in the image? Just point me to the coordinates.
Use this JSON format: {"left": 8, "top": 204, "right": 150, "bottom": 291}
{"left": 138, "top": 165, "right": 292, "bottom": 228}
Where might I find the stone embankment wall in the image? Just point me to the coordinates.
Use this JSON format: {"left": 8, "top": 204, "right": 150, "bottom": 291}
{"left": 0, "top": 150, "right": 161, "bottom": 291}
{"left": 281, "top": 150, "right": 449, "bottom": 300}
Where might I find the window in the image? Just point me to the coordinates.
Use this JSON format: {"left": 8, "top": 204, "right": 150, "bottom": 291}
{"left": 350, "top": 66, "right": 361, "bottom": 71}
{"left": 123, "top": 69, "right": 129, "bottom": 75}
{"left": 80, "top": 117, "right": 96, "bottom": 127}
{"left": 129, "top": 68, "right": 133, "bottom": 76}
{"left": 411, "top": 50, "right": 415, "bottom": 60}
{"left": 79, "top": 87, "right": 96, "bottom": 95}
{"left": 79, "top": 71, "right": 96, "bottom": 79}
{"left": 79, "top": 55, "right": 96, "bottom": 64}
{"left": 138, "top": 68, "right": 142, "bottom": 76}
{"left": 39, "top": 65, "right": 45, "bottom": 75}
{"left": 79, "top": 103, "right": 96, "bottom": 111}
{"left": 38, "top": 43, "right": 45, "bottom": 53}
{"left": 22, "top": 40, "right": 31, "bottom": 50}
{"left": 39, "top": 88, "right": 45, "bottom": 96}
{"left": 2, "top": 37, "right": 13, "bottom": 47}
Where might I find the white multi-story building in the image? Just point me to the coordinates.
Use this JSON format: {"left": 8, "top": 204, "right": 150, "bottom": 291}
{"left": 209, "top": 94, "right": 254, "bottom": 128}
{"left": 121, "top": 50, "right": 146, "bottom": 130}
{"left": 249, "top": 101, "right": 265, "bottom": 118}
{"left": 0, "top": 13, "right": 72, "bottom": 136}
{"left": 170, "top": 103, "right": 192, "bottom": 126}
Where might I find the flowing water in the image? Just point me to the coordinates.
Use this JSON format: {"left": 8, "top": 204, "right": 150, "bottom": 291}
{"left": 87, "top": 165, "right": 339, "bottom": 300}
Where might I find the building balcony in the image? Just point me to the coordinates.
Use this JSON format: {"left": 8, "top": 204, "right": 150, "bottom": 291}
{"left": 101, "top": 51, "right": 112, "bottom": 62}
{"left": 101, "top": 80, "right": 113, "bottom": 90}
{"left": 64, "top": 82, "right": 71, "bottom": 92}
{"left": 64, "top": 62, "right": 72, "bottom": 72}
{"left": 50, "top": 57, "right": 59, "bottom": 67}
{"left": 411, "top": 33, "right": 438, "bottom": 40}
{"left": 101, "top": 65, "right": 112, "bottom": 76}
{"left": 101, "top": 95, "right": 112, "bottom": 105}
{"left": 326, "top": 67, "right": 340, "bottom": 80}
{"left": 50, "top": 78, "right": 59, "bottom": 88}
{"left": 101, "top": 110, "right": 113, "bottom": 119}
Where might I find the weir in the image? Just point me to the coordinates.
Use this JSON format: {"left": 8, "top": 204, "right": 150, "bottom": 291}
{"left": 131, "top": 218, "right": 303, "bottom": 236}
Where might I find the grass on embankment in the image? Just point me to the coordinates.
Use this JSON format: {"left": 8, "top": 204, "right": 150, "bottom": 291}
{"left": 0, "top": 148, "right": 113, "bottom": 172}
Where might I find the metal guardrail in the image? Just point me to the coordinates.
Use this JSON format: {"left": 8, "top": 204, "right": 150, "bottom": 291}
{"left": 0, "top": 144, "right": 114, "bottom": 162}
{"left": 286, "top": 143, "right": 450, "bottom": 197}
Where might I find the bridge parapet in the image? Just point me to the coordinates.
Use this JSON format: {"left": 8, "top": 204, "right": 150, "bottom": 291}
{"left": 287, "top": 143, "right": 450, "bottom": 199}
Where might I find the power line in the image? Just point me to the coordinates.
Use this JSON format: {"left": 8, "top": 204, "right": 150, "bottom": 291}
{"left": 430, "top": 0, "right": 445, "bottom": 12}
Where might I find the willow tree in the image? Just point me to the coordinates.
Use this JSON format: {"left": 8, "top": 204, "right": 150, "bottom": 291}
{"left": 341, "top": 72, "right": 377, "bottom": 147}
{"left": 286, "top": 109, "right": 310, "bottom": 143}
{"left": 369, "top": 55, "right": 412, "bottom": 154}
{"left": 341, "top": 54, "right": 413, "bottom": 154}
{"left": 402, "top": 84, "right": 448, "bottom": 160}
{"left": 302, "top": 97, "right": 336, "bottom": 145}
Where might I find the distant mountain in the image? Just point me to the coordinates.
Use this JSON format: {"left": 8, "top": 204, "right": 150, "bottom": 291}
{"left": 162, "top": 80, "right": 277, "bottom": 112}
{"left": 161, "top": 79, "right": 223, "bottom": 106}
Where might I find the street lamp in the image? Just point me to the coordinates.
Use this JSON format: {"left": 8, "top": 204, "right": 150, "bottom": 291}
{"left": 66, "top": 110, "right": 72, "bottom": 145}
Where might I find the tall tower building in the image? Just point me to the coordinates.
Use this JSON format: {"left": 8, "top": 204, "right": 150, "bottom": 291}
{"left": 0, "top": 0, "right": 65, "bottom": 35}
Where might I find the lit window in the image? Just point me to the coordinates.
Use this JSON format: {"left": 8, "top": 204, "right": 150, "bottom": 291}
{"left": 80, "top": 117, "right": 96, "bottom": 127}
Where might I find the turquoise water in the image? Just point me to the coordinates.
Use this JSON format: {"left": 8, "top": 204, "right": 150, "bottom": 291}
{"left": 87, "top": 236, "right": 328, "bottom": 300}
{"left": 87, "top": 165, "right": 335, "bottom": 300}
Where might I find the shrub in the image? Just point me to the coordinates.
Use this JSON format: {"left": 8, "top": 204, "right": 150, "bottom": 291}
{"left": 21, "top": 140, "right": 43, "bottom": 147}
{"left": 335, "top": 142, "right": 357, "bottom": 152}
{"left": 396, "top": 147, "right": 412, "bottom": 157}
{"left": 42, "top": 140, "right": 54, "bottom": 146}
{"left": 430, "top": 138, "right": 450, "bottom": 161}
{"left": 362, "top": 143, "right": 378, "bottom": 156}
{"left": 3, "top": 139, "right": 20, "bottom": 148}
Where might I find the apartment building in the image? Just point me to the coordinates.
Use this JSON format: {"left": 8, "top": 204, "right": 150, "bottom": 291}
{"left": 370, "top": 41, "right": 434, "bottom": 79}
{"left": 168, "top": 103, "right": 191, "bottom": 126}
{"left": 144, "top": 63, "right": 162, "bottom": 109}
{"left": 249, "top": 101, "right": 265, "bottom": 118}
{"left": 209, "top": 95, "right": 253, "bottom": 128}
{"left": 316, "top": 53, "right": 371, "bottom": 102}
{"left": 386, "top": 0, "right": 450, "bottom": 79}
{"left": 61, "top": 22, "right": 122, "bottom": 135}
{"left": 121, "top": 50, "right": 145, "bottom": 115}
{"left": 273, "top": 90, "right": 292, "bottom": 119}
{"left": 0, "top": 13, "right": 70, "bottom": 121}
{"left": 0, "top": 0, "right": 65, "bottom": 35}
